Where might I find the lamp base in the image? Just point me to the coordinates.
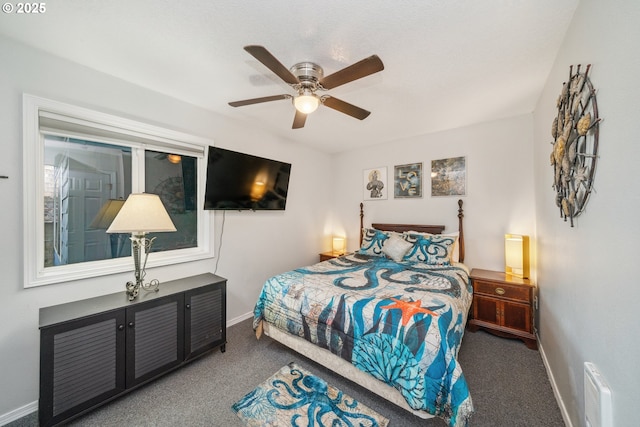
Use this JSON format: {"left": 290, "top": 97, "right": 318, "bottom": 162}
{"left": 125, "top": 234, "right": 161, "bottom": 301}
{"left": 126, "top": 279, "right": 160, "bottom": 301}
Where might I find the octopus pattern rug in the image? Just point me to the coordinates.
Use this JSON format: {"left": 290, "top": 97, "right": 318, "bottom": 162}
{"left": 232, "top": 362, "right": 389, "bottom": 427}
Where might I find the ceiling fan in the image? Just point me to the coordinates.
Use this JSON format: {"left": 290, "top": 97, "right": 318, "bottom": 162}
{"left": 228, "top": 45, "right": 384, "bottom": 129}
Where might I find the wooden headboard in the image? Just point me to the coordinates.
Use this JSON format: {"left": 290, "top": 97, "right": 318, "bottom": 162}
{"left": 359, "top": 199, "right": 465, "bottom": 263}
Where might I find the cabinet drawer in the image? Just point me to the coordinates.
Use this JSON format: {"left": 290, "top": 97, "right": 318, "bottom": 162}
{"left": 474, "top": 280, "right": 531, "bottom": 303}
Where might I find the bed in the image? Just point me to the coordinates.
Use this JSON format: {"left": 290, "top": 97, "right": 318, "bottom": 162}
{"left": 253, "top": 200, "right": 473, "bottom": 426}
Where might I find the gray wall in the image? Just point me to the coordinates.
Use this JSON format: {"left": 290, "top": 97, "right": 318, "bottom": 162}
{"left": 533, "top": 0, "right": 640, "bottom": 425}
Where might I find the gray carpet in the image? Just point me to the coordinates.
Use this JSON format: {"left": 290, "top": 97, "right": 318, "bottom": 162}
{"left": 8, "top": 318, "right": 564, "bottom": 426}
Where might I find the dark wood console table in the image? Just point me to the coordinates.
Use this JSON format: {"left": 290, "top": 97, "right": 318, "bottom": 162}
{"left": 39, "top": 273, "right": 226, "bottom": 426}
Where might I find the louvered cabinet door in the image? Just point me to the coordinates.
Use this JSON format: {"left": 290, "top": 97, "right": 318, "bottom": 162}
{"left": 39, "top": 274, "right": 226, "bottom": 425}
{"left": 185, "top": 281, "right": 226, "bottom": 360}
{"left": 125, "top": 294, "right": 185, "bottom": 387}
{"left": 39, "top": 310, "right": 126, "bottom": 427}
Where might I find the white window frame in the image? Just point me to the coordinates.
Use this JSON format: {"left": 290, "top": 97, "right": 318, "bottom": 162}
{"left": 23, "top": 94, "right": 213, "bottom": 288}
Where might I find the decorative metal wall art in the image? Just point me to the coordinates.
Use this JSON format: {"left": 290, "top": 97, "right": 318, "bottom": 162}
{"left": 550, "top": 64, "right": 600, "bottom": 227}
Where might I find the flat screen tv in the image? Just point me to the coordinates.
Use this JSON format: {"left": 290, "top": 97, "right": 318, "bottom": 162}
{"left": 204, "top": 146, "right": 291, "bottom": 210}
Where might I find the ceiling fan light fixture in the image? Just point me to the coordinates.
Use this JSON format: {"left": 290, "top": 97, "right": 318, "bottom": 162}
{"left": 230, "top": 46, "right": 384, "bottom": 129}
{"left": 166, "top": 154, "right": 182, "bottom": 164}
{"left": 294, "top": 92, "right": 320, "bottom": 114}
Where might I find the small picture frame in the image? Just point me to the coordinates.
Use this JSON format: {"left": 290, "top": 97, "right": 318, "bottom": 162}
{"left": 394, "top": 163, "right": 423, "bottom": 198}
{"left": 363, "top": 167, "right": 387, "bottom": 200}
{"left": 431, "top": 156, "right": 466, "bottom": 197}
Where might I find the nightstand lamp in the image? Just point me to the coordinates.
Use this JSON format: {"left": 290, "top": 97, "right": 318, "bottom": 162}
{"left": 505, "top": 234, "right": 530, "bottom": 279}
{"left": 332, "top": 236, "right": 346, "bottom": 256}
{"left": 107, "top": 193, "right": 176, "bottom": 301}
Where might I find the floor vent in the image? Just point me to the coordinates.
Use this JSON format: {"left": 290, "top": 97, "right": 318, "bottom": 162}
{"left": 584, "top": 362, "right": 612, "bottom": 427}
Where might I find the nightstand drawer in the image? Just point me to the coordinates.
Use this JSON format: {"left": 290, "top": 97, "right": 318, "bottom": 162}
{"left": 474, "top": 280, "right": 531, "bottom": 303}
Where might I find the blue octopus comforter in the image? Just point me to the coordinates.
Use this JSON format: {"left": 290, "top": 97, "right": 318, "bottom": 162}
{"left": 253, "top": 253, "right": 474, "bottom": 426}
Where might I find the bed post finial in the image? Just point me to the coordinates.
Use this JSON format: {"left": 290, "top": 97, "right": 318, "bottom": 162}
{"left": 359, "top": 202, "right": 364, "bottom": 246}
{"left": 457, "top": 199, "right": 465, "bottom": 263}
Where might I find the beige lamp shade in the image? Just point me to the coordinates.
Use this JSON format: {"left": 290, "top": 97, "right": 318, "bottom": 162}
{"left": 107, "top": 193, "right": 176, "bottom": 234}
{"left": 89, "top": 199, "right": 125, "bottom": 229}
{"left": 505, "top": 234, "right": 530, "bottom": 279}
{"left": 332, "top": 236, "right": 346, "bottom": 255}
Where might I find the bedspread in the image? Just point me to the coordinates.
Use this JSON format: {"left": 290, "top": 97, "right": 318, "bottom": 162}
{"left": 253, "top": 253, "right": 474, "bottom": 426}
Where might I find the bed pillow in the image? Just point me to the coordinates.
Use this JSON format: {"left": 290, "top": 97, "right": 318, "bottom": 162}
{"left": 358, "top": 228, "right": 389, "bottom": 256}
{"left": 382, "top": 233, "right": 413, "bottom": 262}
{"left": 406, "top": 231, "right": 460, "bottom": 263}
{"left": 402, "top": 233, "right": 456, "bottom": 265}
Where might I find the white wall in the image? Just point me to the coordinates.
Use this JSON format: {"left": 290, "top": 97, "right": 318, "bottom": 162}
{"left": 331, "top": 114, "right": 537, "bottom": 272}
{"left": 0, "top": 36, "right": 331, "bottom": 420}
{"left": 532, "top": 1, "right": 640, "bottom": 426}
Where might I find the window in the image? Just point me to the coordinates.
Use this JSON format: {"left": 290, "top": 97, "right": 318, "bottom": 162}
{"left": 24, "top": 95, "right": 212, "bottom": 287}
{"left": 44, "top": 136, "right": 133, "bottom": 266}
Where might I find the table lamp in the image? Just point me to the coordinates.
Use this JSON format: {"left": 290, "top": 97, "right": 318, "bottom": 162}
{"left": 505, "top": 234, "right": 530, "bottom": 279}
{"left": 332, "top": 236, "right": 346, "bottom": 255}
{"left": 107, "top": 193, "right": 176, "bottom": 300}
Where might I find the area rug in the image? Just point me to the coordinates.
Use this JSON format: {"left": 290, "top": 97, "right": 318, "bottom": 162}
{"left": 232, "top": 362, "right": 389, "bottom": 427}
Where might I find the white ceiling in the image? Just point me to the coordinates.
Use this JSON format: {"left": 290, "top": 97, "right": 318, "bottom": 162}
{"left": 0, "top": 0, "right": 579, "bottom": 153}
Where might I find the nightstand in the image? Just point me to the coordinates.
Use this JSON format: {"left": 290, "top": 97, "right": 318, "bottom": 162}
{"left": 319, "top": 251, "right": 344, "bottom": 262}
{"left": 468, "top": 268, "right": 537, "bottom": 349}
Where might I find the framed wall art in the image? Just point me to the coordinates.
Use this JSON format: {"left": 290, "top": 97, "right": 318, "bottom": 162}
{"left": 431, "top": 156, "right": 466, "bottom": 197}
{"left": 394, "top": 163, "right": 422, "bottom": 198}
{"left": 363, "top": 167, "right": 387, "bottom": 200}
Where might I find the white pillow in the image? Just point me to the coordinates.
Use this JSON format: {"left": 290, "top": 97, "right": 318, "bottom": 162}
{"left": 382, "top": 233, "right": 413, "bottom": 262}
{"left": 406, "top": 231, "right": 460, "bottom": 263}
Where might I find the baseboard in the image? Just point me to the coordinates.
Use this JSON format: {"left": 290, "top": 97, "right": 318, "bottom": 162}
{"left": 537, "top": 333, "right": 573, "bottom": 427}
{"left": 227, "top": 311, "right": 253, "bottom": 327}
{"left": 0, "top": 401, "right": 37, "bottom": 426}
{"left": 0, "top": 312, "right": 255, "bottom": 426}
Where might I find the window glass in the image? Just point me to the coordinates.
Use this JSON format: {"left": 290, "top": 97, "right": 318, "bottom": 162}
{"left": 44, "top": 136, "right": 132, "bottom": 267}
{"left": 145, "top": 150, "right": 198, "bottom": 252}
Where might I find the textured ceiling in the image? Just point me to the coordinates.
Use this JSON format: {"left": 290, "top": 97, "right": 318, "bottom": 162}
{"left": 0, "top": 0, "right": 579, "bottom": 153}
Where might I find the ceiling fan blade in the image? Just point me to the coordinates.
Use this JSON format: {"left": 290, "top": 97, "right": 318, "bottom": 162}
{"left": 228, "top": 94, "right": 290, "bottom": 107}
{"left": 244, "top": 45, "right": 299, "bottom": 86}
{"left": 319, "top": 55, "right": 384, "bottom": 90}
{"left": 322, "top": 96, "right": 371, "bottom": 120}
{"left": 292, "top": 110, "right": 307, "bottom": 129}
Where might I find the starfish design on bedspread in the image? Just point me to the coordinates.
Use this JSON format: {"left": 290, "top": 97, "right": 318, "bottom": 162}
{"left": 380, "top": 297, "right": 439, "bottom": 326}
{"left": 253, "top": 252, "right": 474, "bottom": 427}
{"left": 295, "top": 253, "right": 463, "bottom": 298}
